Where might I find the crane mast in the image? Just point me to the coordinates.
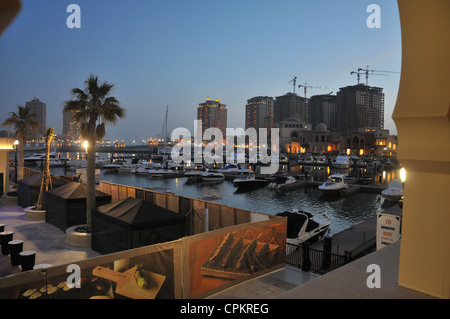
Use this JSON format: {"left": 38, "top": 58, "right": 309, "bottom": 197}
{"left": 298, "top": 82, "right": 332, "bottom": 98}
{"left": 357, "top": 66, "right": 399, "bottom": 85}
{"left": 288, "top": 76, "right": 297, "bottom": 94}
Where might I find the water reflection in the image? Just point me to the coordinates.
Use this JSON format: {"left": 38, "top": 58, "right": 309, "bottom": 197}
{"left": 42, "top": 157, "right": 401, "bottom": 235}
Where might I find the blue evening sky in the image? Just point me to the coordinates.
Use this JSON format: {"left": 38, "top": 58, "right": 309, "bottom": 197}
{"left": 0, "top": 0, "right": 401, "bottom": 142}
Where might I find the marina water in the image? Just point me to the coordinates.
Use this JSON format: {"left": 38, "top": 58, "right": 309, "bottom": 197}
{"left": 44, "top": 154, "right": 402, "bottom": 236}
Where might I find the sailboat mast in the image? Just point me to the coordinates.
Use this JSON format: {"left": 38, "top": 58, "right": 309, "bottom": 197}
{"left": 162, "top": 105, "right": 168, "bottom": 146}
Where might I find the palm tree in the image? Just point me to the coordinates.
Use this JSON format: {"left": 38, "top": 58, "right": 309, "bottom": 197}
{"left": 1, "top": 105, "right": 40, "bottom": 181}
{"left": 36, "top": 127, "right": 55, "bottom": 210}
{"left": 64, "top": 74, "right": 125, "bottom": 231}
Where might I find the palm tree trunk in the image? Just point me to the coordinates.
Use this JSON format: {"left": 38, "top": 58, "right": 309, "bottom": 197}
{"left": 36, "top": 134, "right": 52, "bottom": 210}
{"left": 18, "top": 137, "right": 25, "bottom": 180}
{"left": 85, "top": 123, "right": 97, "bottom": 232}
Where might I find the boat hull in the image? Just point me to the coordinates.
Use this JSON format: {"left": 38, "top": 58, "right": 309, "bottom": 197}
{"left": 202, "top": 177, "right": 224, "bottom": 182}
{"left": 233, "top": 180, "right": 268, "bottom": 190}
{"left": 320, "top": 189, "right": 344, "bottom": 196}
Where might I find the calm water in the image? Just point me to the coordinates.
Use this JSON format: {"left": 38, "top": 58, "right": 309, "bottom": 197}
{"left": 44, "top": 154, "right": 401, "bottom": 235}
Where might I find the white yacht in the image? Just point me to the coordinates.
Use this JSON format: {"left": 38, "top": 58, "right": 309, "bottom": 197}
{"left": 318, "top": 174, "right": 349, "bottom": 196}
{"left": 276, "top": 210, "right": 331, "bottom": 246}
{"left": 302, "top": 155, "right": 315, "bottom": 165}
{"left": 268, "top": 174, "right": 297, "bottom": 189}
{"left": 233, "top": 172, "right": 268, "bottom": 189}
{"left": 24, "top": 152, "right": 45, "bottom": 164}
{"left": 103, "top": 160, "right": 133, "bottom": 173}
{"left": 217, "top": 163, "right": 242, "bottom": 173}
{"left": 184, "top": 165, "right": 208, "bottom": 181}
{"left": 134, "top": 163, "right": 163, "bottom": 174}
{"left": 332, "top": 155, "right": 351, "bottom": 169}
{"left": 35, "top": 152, "right": 65, "bottom": 168}
{"left": 201, "top": 171, "right": 225, "bottom": 182}
{"left": 381, "top": 179, "right": 404, "bottom": 201}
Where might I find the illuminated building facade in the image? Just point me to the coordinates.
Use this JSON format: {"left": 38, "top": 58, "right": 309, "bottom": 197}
{"left": 245, "top": 96, "right": 274, "bottom": 134}
{"left": 197, "top": 97, "right": 227, "bottom": 135}
{"left": 309, "top": 94, "right": 337, "bottom": 132}
{"left": 273, "top": 92, "right": 308, "bottom": 125}
{"left": 25, "top": 97, "right": 46, "bottom": 140}
{"left": 336, "top": 85, "right": 384, "bottom": 132}
{"left": 62, "top": 110, "right": 81, "bottom": 143}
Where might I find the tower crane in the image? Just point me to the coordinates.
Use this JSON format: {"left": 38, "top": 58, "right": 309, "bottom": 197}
{"left": 288, "top": 76, "right": 297, "bottom": 94}
{"left": 298, "top": 83, "right": 332, "bottom": 99}
{"left": 357, "top": 66, "right": 400, "bottom": 85}
{"left": 351, "top": 71, "right": 364, "bottom": 85}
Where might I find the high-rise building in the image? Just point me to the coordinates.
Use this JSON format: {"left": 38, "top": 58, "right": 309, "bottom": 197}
{"left": 25, "top": 97, "right": 46, "bottom": 139}
{"left": 309, "top": 94, "right": 337, "bottom": 132}
{"left": 273, "top": 93, "right": 308, "bottom": 125}
{"left": 245, "top": 96, "right": 274, "bottom": 133}
{"left": 336, "top": 84, "right": 384, "bottom": 132}
{"left": 197, "top": 97, "right": 227, "bottom": 135}
{"left": 62, "top": 110, "right": 81, "bottom": 142}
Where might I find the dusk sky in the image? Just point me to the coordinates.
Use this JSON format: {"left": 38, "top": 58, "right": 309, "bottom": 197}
{"left": 0, "top": 0, "right": 402, "bottom": 142}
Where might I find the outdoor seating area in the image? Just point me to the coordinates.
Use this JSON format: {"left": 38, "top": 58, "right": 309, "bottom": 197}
{"left": 0, "top": 223, "right": 38, "bottom": 272}
{"left": 0, "top": 174, "right": 287, "bottom": 299}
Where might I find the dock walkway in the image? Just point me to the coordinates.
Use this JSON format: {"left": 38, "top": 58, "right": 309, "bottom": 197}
{"left": 310, "top": 205, "right": 402, "bottom": 257}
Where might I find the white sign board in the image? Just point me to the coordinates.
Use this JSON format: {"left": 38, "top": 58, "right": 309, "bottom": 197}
{"left": 376, "top": 213, "right": 401, "bottom": 250}
{"left": 76, "top": 169, "right": 100, "bottom": 185}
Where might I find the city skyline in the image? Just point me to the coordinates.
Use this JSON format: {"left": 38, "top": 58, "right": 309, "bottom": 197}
{"left": 0, "top": 0, "right": 401, "bottom": 142}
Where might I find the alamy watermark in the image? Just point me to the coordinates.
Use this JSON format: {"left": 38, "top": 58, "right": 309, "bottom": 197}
{"left": 61, "top": 261, "right": 381, "bottom": 290}
{"left": 170, "top": 120, "right": 280, "bottom": 175}
{"left": 366, "top": 264, "right": 381, "bottom": 288}
{"left": 66, "top": 4, "right": 380, "bottom": 30}
{"left": 66, "top": 4, "right": 81, "bottom": 29}
{"left": 366, "top": 4, "right": 381, "bottom": 29}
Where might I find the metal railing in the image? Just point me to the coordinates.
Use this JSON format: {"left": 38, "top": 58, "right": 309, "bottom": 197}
{"left": 286, "top": 242, "right": 352, "bottom": 275}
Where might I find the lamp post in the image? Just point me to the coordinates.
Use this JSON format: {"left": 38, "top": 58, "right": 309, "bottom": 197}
{"left": 83, "top": 141, "right": 88, "bottom": 158}
{"left": 13, "top": 140, "right": 19, "bottom": 184}
{"left": 400, "top": 167, "right": 406, "bottom": 183}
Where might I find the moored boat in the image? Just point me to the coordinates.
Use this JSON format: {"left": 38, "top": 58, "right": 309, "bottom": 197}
{"left": 318, "top": 174, "right": 349, "bottom": 196}
{"left": 232, "top": 172, "right": 268, "bottom": 190}
{"left": 332, "top": 155, "right": 351, "bottom": 169}
{"left": 201, "top": 171, "right": 225, "bottom": 182}
{"left": 268, "top": 174, "right": 296, "bottom": 189}
{"left": 276, "top": 209, "right": 331, "bottom": 246}
{"left": 381, "top": 179, "right": 404, "bottom": 201}
{"left": 103, "top": 160, "right": 133, "bottom": 173}
{"left": 217, "top": 163, "right": 242, "bottom": 173}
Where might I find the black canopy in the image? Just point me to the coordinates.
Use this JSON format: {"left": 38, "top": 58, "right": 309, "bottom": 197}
{"left": 92, "top": 197, "right": 186, "bottom": 254}
{"left": 46, "top": 181, "right": 110, "bottom": 201}
{"left": 45, "top": 181, "right": 112, "bottom": 231}
{"left": 93, "top": 197, "right": 185, "bottom": 230}
{"left": 18, "top": 174, "right": 70, "bottom": 208}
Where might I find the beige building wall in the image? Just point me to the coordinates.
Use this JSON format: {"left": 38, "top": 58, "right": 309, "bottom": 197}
{"left": 0, "top": 138, "right": 16, "bottom": 195}
{"left": 393, "top": 0, "right": 450, "bottom": 298}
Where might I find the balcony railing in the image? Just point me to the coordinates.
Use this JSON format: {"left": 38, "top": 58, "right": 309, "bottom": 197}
{"left": 286, "top": 242, "right": 353, "bottom": 275}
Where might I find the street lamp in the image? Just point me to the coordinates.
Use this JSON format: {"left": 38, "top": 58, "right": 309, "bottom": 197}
{"left": 83, "top": 141, "right": 88, "bottom": 157}
{"left": 13, "top": 140, "right": 19, "bottom": 184}
{"left": 400, "top": 167, "right": 406, "bottom": 183}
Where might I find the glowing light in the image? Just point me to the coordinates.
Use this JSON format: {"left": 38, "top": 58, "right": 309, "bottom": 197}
{"left": 400, "top": 168, "right": 406, "bottom": 182}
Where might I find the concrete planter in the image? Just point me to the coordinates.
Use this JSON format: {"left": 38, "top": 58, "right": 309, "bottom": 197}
{"left": 66, "top": 225, "right": 91, "bottom": 248}
{"left": 24, "top": 206, "right": 46, "bottom": 221}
